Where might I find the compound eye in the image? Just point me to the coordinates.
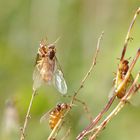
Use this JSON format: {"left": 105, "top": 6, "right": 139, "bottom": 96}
{"left": 49, "top": 50, "right": 55, "bottom": 59}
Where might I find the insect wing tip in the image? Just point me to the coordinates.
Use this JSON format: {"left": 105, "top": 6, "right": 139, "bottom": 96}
{"left": 53, "top": 69, "right": 68, "bottom": 95}
{"left": 60, "top": 87, "right": 67, "bottom": 95}
{"left": 40, "top": 112, "right": 49, "bottom": 123}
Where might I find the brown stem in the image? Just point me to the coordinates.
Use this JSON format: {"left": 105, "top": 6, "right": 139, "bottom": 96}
{"left": 121, "top": 7, "right": 140, "bottom": 61}
{"left": 20, "top": 89, "right": 37, "bottom": 140}
{"left": 90, "top": 72, "right": 140, "bottom": 140}
{"left": 71, "top": 31, "right": 104, "bottom": 105}
{"left": 47, "top": 118, "right": 62, "bottom": 140}
{"left": 47, "top": 32, "right": 104, "bottom": 140}
{"left": 117, "top": 48, "right": 140, "bottom": 94}
{"left": 76, "top": 48, "right": 140, "bottom": 140}
{"left": 76, "top": 95, "right": 116, "bottom": 140}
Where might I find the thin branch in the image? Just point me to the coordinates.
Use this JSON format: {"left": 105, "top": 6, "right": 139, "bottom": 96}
{"left": 89, "top": 72, "right": 140, "bottom": 140}
{"left": 76, "top": 94, "right": 116, "bottom": 140}
{"left": 73, "top": 97, "right": 93, "bottom": 122}
{"left": 47, "top": 105, "right": 71, "bottom": 140}
{"left": 121, "top": 7, "right": 140, "bottom": 61}
{"left": 116, "top": 48, "right": 140, "bottom": 94}
{"left": 47, "top": 32, "right": 104, "bottom": 140}
{"left": 64, "top": 95, "right": 93, "bottom": 121}
{"left": 47, "top": 115, "right": 64, "bottom": 140}
{"left": 71, "top": 31, "right": 104, "bottom": 104}
{"left": 47, "top": 120, "right": 61, "bottom": 140}
{"left": 52, "top": 118, "right": 68, "bottom": 139}
{"left": 76, "top": 48, "right": 140, "bottom": 140}
{"left": 77, "top": 8, "right": 140, "bottom": 138}
{"left": 20, "top": 89, "right": 37, "bottom": 140}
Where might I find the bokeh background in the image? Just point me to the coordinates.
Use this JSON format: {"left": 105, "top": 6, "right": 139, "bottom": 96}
{"left": 1, "top": 0, "right": 140, "bottom": 140}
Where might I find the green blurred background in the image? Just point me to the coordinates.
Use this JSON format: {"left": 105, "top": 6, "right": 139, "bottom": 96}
{"left": 1, "top": 0, "right": 140, "bottom": 140}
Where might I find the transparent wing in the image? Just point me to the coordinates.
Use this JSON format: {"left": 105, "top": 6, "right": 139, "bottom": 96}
{"left": 33, "top": 67, "right": 43, "bottom": 91}
{"left": 40, "top": 110, "right": 50, "bottom": 123}
{"left": 53, "top": 69, "right": 67, "bottom": 95}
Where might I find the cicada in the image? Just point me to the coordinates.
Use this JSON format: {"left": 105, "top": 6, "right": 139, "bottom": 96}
{"left": 113, "top": 59, "right": 134, "bottom": 98}
{"left": 111, "top": 8, "right": 140, "bottom": 99}
{"left": 33, "top": 39, "right": 67, "bottom": 94}
{"left": 40, "top": 103, "right": 70, "bottom": 129}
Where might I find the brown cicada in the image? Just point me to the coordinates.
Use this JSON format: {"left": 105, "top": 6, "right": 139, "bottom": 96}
{"left": 111, "top": 8, "right": 140, "bottom": 99}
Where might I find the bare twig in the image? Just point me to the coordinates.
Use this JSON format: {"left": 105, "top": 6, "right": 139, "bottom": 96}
{"left": 76, "top": 94, "right": 116, "bottom": 140}
{"left": 73, "top": 97, "right": 93, "bottom": 121}
{"left": 116, "top": 48, "right": 140, "bottom": 94}
{"left": 89, "top": 72, "right": 140, "bottom": 140}
{"left": 64, "top": 95, "right": 93, "bottom": 121}
{"left": 47, "top": 104, "right": 71, "bottom": 139}
{"left": 47, "top": 116, "right": 64, "bottom": 140}
{"left": 20, "top": 89, "right": 37, "bottom": 140}
{"left": 76, "top": 48, "right": 140, "bottom": 140}
{"left": 52, "top": 118, "right": 69, "bottom": 139}
{"left": 77, "top": 7, "right": 140, "bottom": 140}
{"left": 71, "top": 31, "right": 104, "bottom": 105}
{"left": 121, "top": 7, "right": 140, "bottom": 60}
{"left": 47, "top": 32, "right": 104, "bottom": 140}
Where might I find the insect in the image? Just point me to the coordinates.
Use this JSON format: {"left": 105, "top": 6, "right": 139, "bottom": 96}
{"left": 113, "top": 59, "right": 134, "bottom": 98}
{"left": 76, "top": 8, "right": 140, "bottom": 140}
{"left": 33, "top": 39, "right": 67, "bottom": 94}
{"left": 112, "top": 8, "right": 140, "bottom": 99}
{"left": 40, "top": 103, "right": 70, "bottom": 129}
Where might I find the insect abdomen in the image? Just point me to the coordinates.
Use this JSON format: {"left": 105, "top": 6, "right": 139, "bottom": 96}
{"left": 116, "top": 74, "right": 134, "bottom": 98}
{"left": 49, "top": 111, "right": 62, "bottom": 129}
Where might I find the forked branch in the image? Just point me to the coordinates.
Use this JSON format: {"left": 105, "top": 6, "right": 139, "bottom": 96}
{"left": 76, "top": 48, "right": 140, "bottom": 140}
{"left": 76, "top": 7, "right": 140, "bottom": 138}
{"left": 47, "top": 32, "right": 104, "bottom": 140}
{"left": 89, "top": 72, "right": 140, "bottom": 140}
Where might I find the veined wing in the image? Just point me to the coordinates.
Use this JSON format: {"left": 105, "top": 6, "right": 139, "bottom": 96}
{"left": 40, "top": 110, "right": 51, "bottom": 123}
{"left": 33, "top": 66, "right": 43, "bottom": 91}
{"left": 53, "top": 69, "right": 67, "bottom": 95}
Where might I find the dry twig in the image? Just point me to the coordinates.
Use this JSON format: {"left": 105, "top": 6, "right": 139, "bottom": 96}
{"left": 121, "top": 7, "right": 140, "bottom": 61}
{"left": 89, "top": 72, "right": 140, "bottom": 140}
{"left": 71, "top": 31, "right": 104, "bottom": 104}
{"left": 76, "top": 7, "right": 140, "bottom": 139}
{"left": 77, "top": 48, "right": 140, "bottom": 140}
{"left": 20, "top": 89, "right": 37, "bottom": 140}
{"left": 47, "top": 31, "right": 104, "bottom": 139}
{"left": 48, "top": 118, "right": 63, "bottom": 140}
